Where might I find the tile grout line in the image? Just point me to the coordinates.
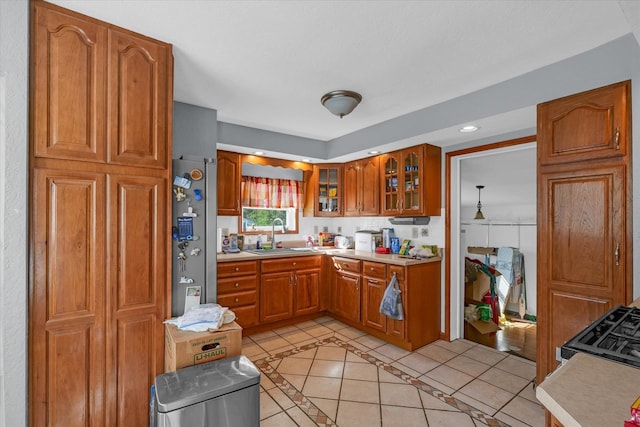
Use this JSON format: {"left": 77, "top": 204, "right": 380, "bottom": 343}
{"left": 253, "top": 335, "right": 512, "bottom": 427}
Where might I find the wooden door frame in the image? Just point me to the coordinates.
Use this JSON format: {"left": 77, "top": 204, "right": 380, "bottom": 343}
{"left": 443, "top": 135, "right": 536, "bottom": 340}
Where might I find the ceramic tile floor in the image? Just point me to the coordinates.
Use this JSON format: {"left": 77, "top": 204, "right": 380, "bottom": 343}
{"left": 241, "top": 316, "right": 545, "bottom": 427}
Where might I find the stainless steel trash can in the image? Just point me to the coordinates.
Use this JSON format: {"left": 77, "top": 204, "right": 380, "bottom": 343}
{"left": 152, "top": 355, "right": 260, "bottom": 427}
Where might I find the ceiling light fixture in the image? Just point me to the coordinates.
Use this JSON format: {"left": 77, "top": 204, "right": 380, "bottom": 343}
{"left": 368, "top": 150, "right": 381, "bottom": 155}
{"left": 253, "top": 151, "right": 264, "bottom": 155}
{"left": 474, "top": 185, "right": 485, "bottom": 220}
{"left": 459, "top": 125, "right": 479, "bottom": 133}
{"left": 321, "top": 90, "right": 362, "bottom": 118}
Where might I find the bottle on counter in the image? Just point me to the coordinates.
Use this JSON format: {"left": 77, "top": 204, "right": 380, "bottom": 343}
{"left": 318, "top": 232, "right": 324, "bottom": 246}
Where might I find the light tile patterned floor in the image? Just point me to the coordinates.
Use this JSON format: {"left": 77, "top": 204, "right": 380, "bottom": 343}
{"left": 242, "top": 316, "right": 544, "bottom": 427}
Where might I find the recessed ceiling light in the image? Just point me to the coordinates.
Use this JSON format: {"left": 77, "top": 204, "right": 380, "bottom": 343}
{"left": 253, "top": 151, "right": 264, "bottom": 155}
{"left": 302, "top": 158, "right": 311, "bottom": 162}
{"left": 368, "top": 150, "right": 381, "bottom": 155}
{"left": 459, "top": 125, "right": 479, "bottom": 133}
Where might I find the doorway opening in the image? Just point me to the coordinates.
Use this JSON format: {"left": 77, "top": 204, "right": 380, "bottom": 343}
{"left": 446, "top": 136, "right": 537, "bottom": 361}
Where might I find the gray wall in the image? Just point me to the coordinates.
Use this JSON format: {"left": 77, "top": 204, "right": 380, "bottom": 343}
{"left": 173, "top": 101, "right": 218, "bottom": 159}
{"left": 0, "top": 1, "right": 29, "bottom": 426}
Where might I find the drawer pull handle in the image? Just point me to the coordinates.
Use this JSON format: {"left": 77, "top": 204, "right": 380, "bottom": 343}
{"left": 235, "top": 267, "right": 240, "bottom": 272}
{"left": 235, "top": 297, "right": 239, "bottom": 303}
{"left": 234, "top": 283, "right": 239, "bottom": 287}
{"left": 615, "top": 127, "right": 620, "bottom": 150}
{"left": 292, "top": 262, "right": 297, "bottom": 266}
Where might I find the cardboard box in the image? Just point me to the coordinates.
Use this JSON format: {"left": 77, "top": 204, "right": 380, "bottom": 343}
{"left": 465, "top": 269, "right": 501, "bottom": 301}
{"left": 164, "top": 321, "right": 242, "bottom": 372}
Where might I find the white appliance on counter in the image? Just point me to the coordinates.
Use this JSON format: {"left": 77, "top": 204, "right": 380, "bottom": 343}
{"left": 354, "top": 230, "right": 382, "bottom": 252}
{"left": 334, "top": 235, "right": 353, "bottom": 249}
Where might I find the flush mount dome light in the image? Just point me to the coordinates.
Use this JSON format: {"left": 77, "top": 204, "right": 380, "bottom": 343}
{"left": 459, "top": 125, "right": 479, "bottom": 133}
{"left": 321, "top": 90, "right": 362, "bottom": 118}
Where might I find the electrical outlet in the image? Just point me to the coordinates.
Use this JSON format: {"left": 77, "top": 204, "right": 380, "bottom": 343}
{"left": 421, "top": 227, "right": 429, "bottom": 237}
{"left": 323, "top": 226, "right": 329, "bottom": 232}
{"left": 337, "top": 226, "right": 342, "bottom": 233}
{"left": 313, "top": 225, "right": 318, "bottom": 234}
{"left": 412, "top": 227, "right": 419, "bottom": 238}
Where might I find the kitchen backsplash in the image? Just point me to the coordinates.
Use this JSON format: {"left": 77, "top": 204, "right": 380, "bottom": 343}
{"left": 217, "top": 209, "right": 445, "bottom": 248}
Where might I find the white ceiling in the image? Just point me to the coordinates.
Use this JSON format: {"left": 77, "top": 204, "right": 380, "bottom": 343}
{"left": 49, "top": 0, "right": 640, "bottom": 158}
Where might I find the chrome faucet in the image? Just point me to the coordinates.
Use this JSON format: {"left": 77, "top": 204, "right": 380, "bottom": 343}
{"left": 271, "top": 217, "right": 287, "bottom": 247}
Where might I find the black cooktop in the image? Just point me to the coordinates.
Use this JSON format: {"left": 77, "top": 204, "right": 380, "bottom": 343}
{"left": 561, "top": 305, "right": 640, "bottom": 368}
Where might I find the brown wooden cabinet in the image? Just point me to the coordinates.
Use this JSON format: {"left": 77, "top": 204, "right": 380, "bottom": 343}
{"left": 314, "top": 164, "right": 343, "bottom": 216}
{"left": 217, "top": 150, "right": 242, "bottom": 215}
{"left": 538, "top": 81, "right": 630, "bottom": 165}
{"left": 217, "top": 260, "right": 259, "bottom": 327}
{"left": 536, "top": 81, "right": 632, "bottom": 388}
{"left": 29, "top": 2, "right": 173, "bottom": 426}
{"left": 260, "top": 256, "right": 322, "bottom": 323}
{"left": 32, "top": 5, "right": 169, "bottom": 168}
{"left": 344, "top": 156, "right": 380, "bottom": 216}
{"left": 380, "top": 144, "right": 441, "bottom": 216}
{"left": 330, "top": 255, "right": 440, "bottom": 350}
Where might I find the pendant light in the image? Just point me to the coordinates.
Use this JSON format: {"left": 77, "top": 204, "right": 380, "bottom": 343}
{"left": 474, "top": 185, "right": 485, "bottom": 220}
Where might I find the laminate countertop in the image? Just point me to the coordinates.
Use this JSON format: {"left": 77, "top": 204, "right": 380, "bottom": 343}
{"left": 536, "top": 336, "right": 640, "bottom": 427}
{"left": 217, "top": 248, "right": 441, "bottom": 267}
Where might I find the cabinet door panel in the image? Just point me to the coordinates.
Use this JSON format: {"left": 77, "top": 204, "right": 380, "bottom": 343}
{"left": 33, "top": 5, "right": 107, "bottom": 162}
{"left": 360, "top": 157, "right": 380, "bottom": 215}
{"left": 113, "top": 315, "right": 156, "bottom": 427}
{"left": 314, "top": 164, "right": 343, "bottom": 216}
{"left": 538, "top": 81, "right": 630, "bottom": 165}
{"left": 260, "top": 272, "right": 294, "bottom": 323}
{"left": 217, "top": 151, "right": 241, "bottom": 215}
{"left": 343, "top": 161, "right": 359, "bottom": 216}
{"left": 543, "top": 291, "right": 611, "bottom": 375}
{"left": 294, "top": 269, "right": 320, "bottom": 316}
{"left": 108, "top": 30, "right": 169, "bottom": 168}
{"left": 109, "top": 175, "right": 166, "bottom": 310}
{"left": 333, "top": 272, "right": 360, "bottom": 322}
{"left": 363, "top": 277, "right": 386, "bottom": 332}
{"left": 540, "top": 165, "right": 625, "bottom": 296}
{"left": 107, "top": 174, "right": 166, "bottom": 426}
{"left": 31, "top": 169, "right": 106, "bottom": 427}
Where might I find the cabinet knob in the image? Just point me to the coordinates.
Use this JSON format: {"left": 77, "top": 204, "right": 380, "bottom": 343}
{"left": 235, "top": 267, "right": 240, "bottom": 271}
{"left": 234, "top": 297, "right": 239, "bottom": 303}
{"left": 292, "top": 262, "right": 297, "bottom": 266}
{"left": 234, "top": 282, "right": 239, "bottom": 287}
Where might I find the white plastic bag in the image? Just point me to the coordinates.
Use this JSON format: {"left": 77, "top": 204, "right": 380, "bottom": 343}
{"left": 379, "top": 272, "right": 404, "bottom": 320}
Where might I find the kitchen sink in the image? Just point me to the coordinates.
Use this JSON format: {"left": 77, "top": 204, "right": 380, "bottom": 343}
{"left": 243, "top": 247, "right": 316, "bottom": 255}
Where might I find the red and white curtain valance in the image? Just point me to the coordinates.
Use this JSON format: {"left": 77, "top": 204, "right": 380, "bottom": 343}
{"left": 241, "top": 176, "right": 303, "bottom": 208}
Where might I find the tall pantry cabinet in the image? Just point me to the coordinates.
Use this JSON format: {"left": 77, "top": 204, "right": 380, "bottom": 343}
{"left": 536, "top": 81, "right": 632, "bottom": 390}
{"left": 29, "top": 2, "right": 173, "bottom": 426}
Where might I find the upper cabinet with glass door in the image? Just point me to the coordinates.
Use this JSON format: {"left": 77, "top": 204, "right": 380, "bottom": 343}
{"left": 314, "top": 164, "right": 343, "bottom": 216}
{"left": 380, "top": 144, "right": 441, "bottom": 216}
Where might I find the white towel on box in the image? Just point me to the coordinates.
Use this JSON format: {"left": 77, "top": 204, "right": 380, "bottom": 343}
{"left": 164, "top": 304, "right": 236, "bottom": 332}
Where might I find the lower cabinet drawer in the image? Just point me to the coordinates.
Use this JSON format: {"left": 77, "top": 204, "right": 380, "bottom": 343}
{"left": 232, "top": 304, "right": 258, "bottom": 328}
{"left": 218, "top": 290, "right": 257, "bottom": 307}
{"left": 363, "top": 261, "right": 386, "bottom": 279}
{"left": 218, "top": 276, "right": 257, "bottom": 293}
